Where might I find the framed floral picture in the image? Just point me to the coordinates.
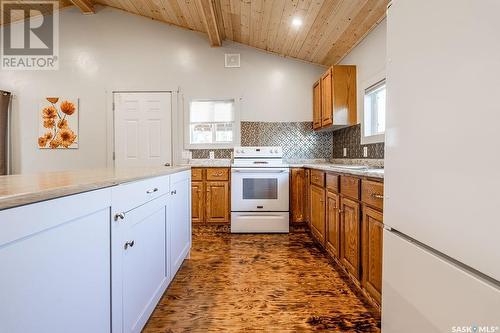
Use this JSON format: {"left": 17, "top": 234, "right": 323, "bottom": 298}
{"left": 38, "top": 97, "right": 79, "bottom": 149}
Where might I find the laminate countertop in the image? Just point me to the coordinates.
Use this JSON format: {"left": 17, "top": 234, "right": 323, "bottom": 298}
{"left": 182, "top": 160, "right": 383, "bottom": 179}
{"left": 0, "top": 166, "right": 190, "bottom": 211}
{"left": 288, "top": 163, "right": 384, "bottom": 179}
{"left": 180, "top": 159, "right": 232, "bottom": 167}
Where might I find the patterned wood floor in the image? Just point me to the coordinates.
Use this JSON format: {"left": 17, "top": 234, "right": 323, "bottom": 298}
{"left": 143, "top": 226, "right": 381, "bottom": 333}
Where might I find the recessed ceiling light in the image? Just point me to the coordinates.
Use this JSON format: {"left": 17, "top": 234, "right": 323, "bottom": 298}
{"left": 292, "top": 17, "right": 303, "bottom": 28}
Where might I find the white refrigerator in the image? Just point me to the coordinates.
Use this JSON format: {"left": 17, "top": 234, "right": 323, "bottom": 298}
{"left": 383, "top": 0, "right": 500, "bottom": 332}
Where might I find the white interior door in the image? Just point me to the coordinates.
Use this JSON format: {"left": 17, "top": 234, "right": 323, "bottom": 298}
{"left": 114, "top": 92, "right": 172, "bottom": 168}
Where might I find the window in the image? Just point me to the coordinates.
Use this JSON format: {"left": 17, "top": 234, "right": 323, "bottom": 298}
{"left": 186, "top": 99, "right": 239, "bottom": 148}
{"left": 362, "top": 79, "right": 386, "bottom": 144}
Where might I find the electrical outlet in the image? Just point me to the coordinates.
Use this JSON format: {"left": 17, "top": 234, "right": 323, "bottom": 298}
{"left": 343, "top": 148, "right": 347, "bottom": 157}
{"left": 363, "top": 147, "right": 368, "bottom": 157}
{"left": 209, "top": 151, "right": 215, "bottom": 159}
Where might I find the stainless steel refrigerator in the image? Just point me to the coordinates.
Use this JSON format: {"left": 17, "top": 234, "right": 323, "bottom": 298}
{"left": 0, "top": 90, "right": 12, "bottom": 175}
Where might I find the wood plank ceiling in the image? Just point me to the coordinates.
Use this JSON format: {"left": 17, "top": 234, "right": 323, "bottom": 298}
{"left": 2, "top": 0, "right": 388, "bottom": 66}
{"left": 0, "top": 1, "right": 73, "bottom": 25}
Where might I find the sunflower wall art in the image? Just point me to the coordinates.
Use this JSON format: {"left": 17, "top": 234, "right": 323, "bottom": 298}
{"left": 38, "top": 97, "right": 79, "bottom": 149}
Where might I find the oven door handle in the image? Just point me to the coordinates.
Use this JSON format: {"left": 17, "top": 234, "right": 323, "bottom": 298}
{"left": 232, "top": 168, "right": 288, "bottom": 174}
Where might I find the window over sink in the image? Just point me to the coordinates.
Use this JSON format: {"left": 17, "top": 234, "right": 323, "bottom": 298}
{"left": 361, "top": 77, "right": 386, "bottom": 144}
{"left": 185, "top": 99, "right": 240, "bottom": 149}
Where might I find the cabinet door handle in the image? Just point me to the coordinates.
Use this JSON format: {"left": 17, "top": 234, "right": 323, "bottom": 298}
{"left": 146, "top": 187, "right": 159, "bottom": 194}
{"left": 371, "top": 193, "right": 384, "bottom": 199}
{"left": 114, "top": 212, "right": 125, "bottom": 221}
{"left": 171, "top": 190, "right": 177, "bottom": 195}
{"left": 124, "top": 240, "right": 135, "bottom": 250}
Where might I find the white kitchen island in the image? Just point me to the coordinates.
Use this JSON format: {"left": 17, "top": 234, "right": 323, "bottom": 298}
{"left": 0, "top": 167, "right": 191, "bottom": 333}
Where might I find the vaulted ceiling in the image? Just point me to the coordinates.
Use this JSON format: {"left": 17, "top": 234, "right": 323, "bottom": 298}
{"left": 1, "top": 0, "right": 388, "bottom": 66}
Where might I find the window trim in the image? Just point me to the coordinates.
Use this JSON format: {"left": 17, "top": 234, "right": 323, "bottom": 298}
{"left": 360, "top": 72, "right": 386, "bottom": 145}
{"left": 184, "top": 98, "right": 241, "bottom": 150}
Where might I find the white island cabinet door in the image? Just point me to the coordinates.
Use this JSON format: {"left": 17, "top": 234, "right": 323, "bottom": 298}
{"left": 168, "top": 170, "right": 191, "bottom": 275}
{"left": 0, "top": 189, "right": 112, "bottom": 333}
{"left": 111, "top": 176, "right": 171, "bottom": 333}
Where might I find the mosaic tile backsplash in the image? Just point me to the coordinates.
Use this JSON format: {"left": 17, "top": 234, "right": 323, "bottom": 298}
{"left": 241, "top": 122, "right": 333, "bottom": 159}
{"left": 332, "top": 124, "right": 384, "bottom": 159}
{"left": 191, "top": 122, "right": 333, "bottom": 159}
{"left": 190, "top": 122, "right": 384, "bottom": 160}
{"left": 191, "top": 149, "right": 232, "bottom": 159}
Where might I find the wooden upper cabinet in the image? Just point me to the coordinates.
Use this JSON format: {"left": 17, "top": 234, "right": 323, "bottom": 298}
{"left": 362, "top": 206, "right": 384, "bottom": 304}
{"left": 191, "top": 182, "right": 204, "bottom": 223}
{"left": 321, "top": 68, "right": 333, "bottom": 127}
{"left": 206, "top": 181, "right": 230, "bottom": 223}
{"left": 332, "top": 65, "right": 357, "bottom": 126}
{"left": 312, "top": 80, "right": 322, "bottom": 129}
{"left": 313, "top": 65, "right": 357, "bottom": 131}
{"left": 326, "top": 191, "right": 340, "bottom": 259}
{"left": 340, "top": 197, "right": 361, "bottom": 280}
{"left": 310, "top": 184, "right": 326, "bottom": 245}
{"left": 290, "top": 168, "right": 306, "bottom": 223}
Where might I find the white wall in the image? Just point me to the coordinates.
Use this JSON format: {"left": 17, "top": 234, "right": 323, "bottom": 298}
{"left": 0, "top": 6, "right": 323, "bottom": 174}
{"left": 340, "top": 19, "right": 387, "bottom": 129}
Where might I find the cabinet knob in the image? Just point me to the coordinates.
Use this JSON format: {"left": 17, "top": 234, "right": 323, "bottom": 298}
{"left": 124, "top": 240, "right": 135, "bottom": 250}
{"left": 171, "top": 190, "right": 177, "bottom": 195}
{"left": 146, "top": 187, "right": 159, "bottom": 194}
{"left": 114, "top": 212, "right": 125, "bottom": 221}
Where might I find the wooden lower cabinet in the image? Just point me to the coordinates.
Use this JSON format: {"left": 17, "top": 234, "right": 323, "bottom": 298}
{"left": 191, "top": 168, "right": 230, "bottom": 224}
{"left": 206, "top": 181, "right": 230, "bottom": 223}
{"left": 305, "top": 169, "right": 311, "bottom": 225}
{"left": 290, "top": 168, "right": 306, "bottom": 222}
{"left": 297, "top": 168, "right": 384, "bottom": 307}
{"left": 310, "top": 184, "right": 326, "bottom": 245}
{"left": 325, "top": 191, "right": 340, "bottom": 259}
{"left": 191, "top": 182, "right": 204, "bottom": 223}
{"left": 340, "top": 197, "right": 361, "bottom": 280}
{"left": 362, "top": 206, "right": 384, "bottom": 304}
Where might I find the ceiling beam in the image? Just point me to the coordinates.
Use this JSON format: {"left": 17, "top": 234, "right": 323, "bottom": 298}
{"left": 197, "top": 0, "right": 222, "bottom": 47}
{"left": 70, "top": 0, "right": 95, "bottom": 14}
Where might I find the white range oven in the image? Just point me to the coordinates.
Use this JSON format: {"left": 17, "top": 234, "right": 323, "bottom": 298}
{"left": 231, "top": 146, "right": 289, "bottom": 233}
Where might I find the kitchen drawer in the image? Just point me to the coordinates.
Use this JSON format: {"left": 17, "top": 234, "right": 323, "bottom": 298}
{"left": 326, "top": 173, "right": 339, "bottom": 193}
{"left": 112, "top": 175, "right": 170, "bottom": 214}
{"left": 340, "top": 175, "right": 360, "bottom": 200}
{"left": 310, "top": 169, "right": 325, "bottom": 187}
{"left": 361, "top": 179, "right": 384, "bottom": 210}
{"left": 191, "top": 168, "right": 204, "bottom": 181}
{"left": 206, "top": 168, "right": 229, "bottom": 181}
